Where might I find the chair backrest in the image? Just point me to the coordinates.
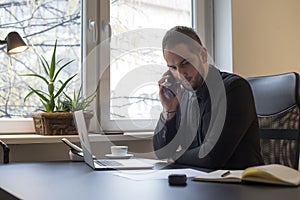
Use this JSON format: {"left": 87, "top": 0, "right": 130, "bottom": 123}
{"left": 247, "top": 72, "right": 300, "bottom": 169}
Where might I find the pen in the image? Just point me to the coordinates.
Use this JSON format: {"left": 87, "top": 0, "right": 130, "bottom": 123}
{"left": 221, "top": 170, "right": 230, "bottom": 177}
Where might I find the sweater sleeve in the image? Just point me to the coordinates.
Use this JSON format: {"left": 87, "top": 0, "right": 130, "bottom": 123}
{"left": 152, "top": 110, "right": 181, "bottom": 159}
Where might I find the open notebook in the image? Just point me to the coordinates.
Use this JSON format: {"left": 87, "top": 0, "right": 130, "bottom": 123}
{"left": 193, "top": 164, "right": 300, "bottom": 186}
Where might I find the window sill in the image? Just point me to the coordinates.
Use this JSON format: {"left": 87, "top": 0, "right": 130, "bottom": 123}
{"left": 0, "top": 132, "right": 153, "bottom": 145}
{"left": 0, "top": 134, "right": 79, "bottom": 145}
{"left": 0, "top": 118, "right": 35, "bottom": 134}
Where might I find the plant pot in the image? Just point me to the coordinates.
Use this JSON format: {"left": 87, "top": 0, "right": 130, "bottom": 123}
{"left": 32, "top": 112, "right": 93, "bottom": 135}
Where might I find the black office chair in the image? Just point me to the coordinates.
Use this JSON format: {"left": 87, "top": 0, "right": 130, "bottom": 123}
{"left": 247, "top": 72, "right": 300, "bottom": 169}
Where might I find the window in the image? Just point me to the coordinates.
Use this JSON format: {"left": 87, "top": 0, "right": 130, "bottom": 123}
{"left": 107, "top": 0, "right": 192, "bottom": 131}
{"left": 0, "top": 0, "right": 81, "bottom": 133}
{"left": 89, "top": 0, "right": 214, "bottom": 131}
{"left": 110, "top": 0, "right": 191, "bottom": 121}
{"left": 0, "top": 0, "right": 214, "bottom": 133}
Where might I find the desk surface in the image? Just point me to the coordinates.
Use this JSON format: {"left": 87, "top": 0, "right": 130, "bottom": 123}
{"left": 0, "top": 162, "right": 300, "bottom": 200}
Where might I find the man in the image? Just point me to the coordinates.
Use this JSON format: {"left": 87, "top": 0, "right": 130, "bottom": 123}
{"left": 153, "top": 26, "right": 264, "bottom": 169}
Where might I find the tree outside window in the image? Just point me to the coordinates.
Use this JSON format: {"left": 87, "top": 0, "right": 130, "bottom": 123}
{"left": 0, "top": 0, "right": 81, "bottom": 118}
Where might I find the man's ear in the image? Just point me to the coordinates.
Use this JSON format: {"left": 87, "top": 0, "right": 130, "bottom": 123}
{"left": 200, "top": 47, "right": 208, "bottom": 64}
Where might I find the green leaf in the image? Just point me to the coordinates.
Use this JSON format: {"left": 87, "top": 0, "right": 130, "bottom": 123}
{"left": 49, "top": 40, "right": 57, "bottom": 80}
{"left": 48, "top": 82, "right": 54, "bottom": 95}
{"left": 27, "top": 87, "right": 50, "bottom": 102}
{"left": 20, "top": 73, "right": 49, "bottom": 85}
{"left": 76, "top": 84, "right": 82, "bottom": 102}
{"left": 63, "top": 91, "right": 73, "bottom": 102}
{"left": 54, "top": 74, "right": 77, "bottom": 98}
{"left": 41, "top": 99, "right": 51, "bottom": 112}
{"left": 53, "top": 60, "right": 75, "bottom": 82}
{"left": 56, "top": 58, "right": 64, "bottom": 66}
{"left": 40, "top": 55, "right": 50, "bottom": 76}
{"left": 23, "top": 90, "right": 36, "bottom": 102}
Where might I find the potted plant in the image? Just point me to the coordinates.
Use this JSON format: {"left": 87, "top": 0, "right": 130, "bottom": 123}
{"left": 20, "top": 40, "right": 94, "bottom": 135}
{"left": 59, "top": 85, "right": 96, "bottom": 113}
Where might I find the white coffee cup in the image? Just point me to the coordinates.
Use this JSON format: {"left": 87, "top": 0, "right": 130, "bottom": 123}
{"left": 110, "top": 146, "right": 128, "bottom": 156}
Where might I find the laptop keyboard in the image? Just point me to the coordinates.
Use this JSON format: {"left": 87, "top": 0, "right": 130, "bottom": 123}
{"left": 95, "top": 160, "right": 123, "bottom": 166}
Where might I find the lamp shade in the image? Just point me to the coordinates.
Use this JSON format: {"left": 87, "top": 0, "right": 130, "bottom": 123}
{"left": 5, "top": 32, "right": 28, "bottom": 54}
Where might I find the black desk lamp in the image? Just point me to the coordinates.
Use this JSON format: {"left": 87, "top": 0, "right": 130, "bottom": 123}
{"left": 0, "top": 31, "right": 28, "bottom": 54}
{"left": 0, "top": 140, "right": 9, "bottom": 164}
{"left": 0, "top": 31, "right": 27, "bottom": 164}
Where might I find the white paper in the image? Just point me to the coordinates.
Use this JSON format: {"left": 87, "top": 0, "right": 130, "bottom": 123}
{"left": 114, "top": 168, "right": 207, "bottom": 181}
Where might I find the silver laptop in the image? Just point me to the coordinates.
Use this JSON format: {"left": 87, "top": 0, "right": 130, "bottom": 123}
{"left": 74, "top": 110, "right": 153, "bottom": 170}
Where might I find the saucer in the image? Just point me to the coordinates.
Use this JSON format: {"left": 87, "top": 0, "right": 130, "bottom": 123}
{"left": 105, "top": 154, "right": 133, "bottom": 159}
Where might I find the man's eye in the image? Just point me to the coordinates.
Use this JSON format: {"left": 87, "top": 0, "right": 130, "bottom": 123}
{"left": 181, "top": 60, "right": 189, "bottom": 66}
{"left": 169, "top": 66, "right": 177, "bottom": 71}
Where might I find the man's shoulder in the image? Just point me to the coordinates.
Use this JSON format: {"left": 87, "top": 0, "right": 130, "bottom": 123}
{"left": 220, "top": 71, "right": 250, "bottom": 90}
{"left": 208, "top": 65, "right": 246, "bottom": 86}
{"left": 221, "top": 71, "right": 243, "bottom": 82}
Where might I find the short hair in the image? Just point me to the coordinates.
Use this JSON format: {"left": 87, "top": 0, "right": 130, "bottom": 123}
{"left": 162, "top": 26, "right": 203, "bottom": 53}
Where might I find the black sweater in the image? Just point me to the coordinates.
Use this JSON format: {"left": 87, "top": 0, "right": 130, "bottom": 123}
{"left": 153, "top": 65, "right": 264, "bottom": 170}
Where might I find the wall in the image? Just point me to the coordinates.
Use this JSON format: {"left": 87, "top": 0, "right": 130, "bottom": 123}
{"left": 0, "top": 137, "right": 155, "bottom": 163}
{"left": 231, "top": 0, "right": 300, "bottom": 77}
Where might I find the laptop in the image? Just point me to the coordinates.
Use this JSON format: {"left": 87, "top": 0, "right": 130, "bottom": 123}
{"left": 73, "top": 110, "right": 153, "bottom": 170}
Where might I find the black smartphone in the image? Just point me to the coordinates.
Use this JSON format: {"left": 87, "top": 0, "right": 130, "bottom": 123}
{"left": 165, "top": 71, "right": 179, "bottom": 96}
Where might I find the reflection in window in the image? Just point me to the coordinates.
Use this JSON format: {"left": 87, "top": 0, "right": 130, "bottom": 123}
{"left": 110, "top": 0, "right": 192, "bottom": 120}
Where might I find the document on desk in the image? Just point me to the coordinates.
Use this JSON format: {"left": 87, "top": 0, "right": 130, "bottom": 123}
{"left": 114, "top": 168, "right": 207, "bottom": 181}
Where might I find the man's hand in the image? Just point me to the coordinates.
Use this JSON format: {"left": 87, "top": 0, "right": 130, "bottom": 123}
{"left": 158, "top": 71, "right": 181, "bottom": 120}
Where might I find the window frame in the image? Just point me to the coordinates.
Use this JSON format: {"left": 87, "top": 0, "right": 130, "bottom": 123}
{"left": 93, "top": 0, "right": 215, "bottom": 132}
{"left": 1, "top": 0, "right": 232, "bottom": 134}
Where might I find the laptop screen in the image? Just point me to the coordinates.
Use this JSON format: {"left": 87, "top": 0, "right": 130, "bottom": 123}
{"left": 73, "top": 110, "right": 96, "bottom": 166}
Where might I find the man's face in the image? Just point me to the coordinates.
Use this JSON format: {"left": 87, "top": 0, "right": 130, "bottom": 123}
{"left": 163, "top": 43, "right": 207, "bottom": 91}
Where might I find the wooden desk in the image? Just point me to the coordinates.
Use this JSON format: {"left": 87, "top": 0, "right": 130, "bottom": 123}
{"left": 0, "top": 162, "right": 300, "bottom": 200}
